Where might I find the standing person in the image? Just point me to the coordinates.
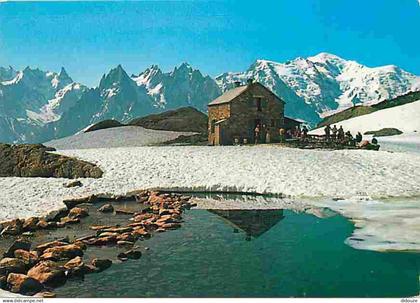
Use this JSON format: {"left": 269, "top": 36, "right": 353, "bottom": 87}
{"left": 332, "top": 125, "right": 338, "bottom": 141}
{"left": 286, "top": 129, "right": 292, "bottom": 139}
{"left": 266, "top": 127, "right": 271, "bottom": 144}
{"left": 324, "top": 125, "right": 331, "bottom": 142}
{"left": 345, "top": 131, "right": 354, "bottom": 146}
{"left": 254, "top": 124, "right": 260, "bottom": 144}
{"left": 338, "top": 126, "right": 345, "bottom": 142}
{"left": 279, "top": 128, "right": 286, "bottom": 143}
{"left": 301, "top": 125, "right": 308, "bottom": 141}
{"left": 261, "top": 124, "right": 267, "bottom": 143}
{"left": 356, "top": 132, "right": 363, "bottom": 143}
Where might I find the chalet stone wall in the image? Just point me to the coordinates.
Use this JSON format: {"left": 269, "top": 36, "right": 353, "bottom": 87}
{"left": 208, "top": 103, "right": 230, "bottom": 144}
{"left": 208, "top": 83, "right": 284, "bottom": 145}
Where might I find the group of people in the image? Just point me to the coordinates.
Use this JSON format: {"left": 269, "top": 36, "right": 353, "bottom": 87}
{"left": 254, "top": 124, "right": 309, "bottom": 144}
{"left": 252, "top": 122, "right": 377, "bottom": 149}
{"left": 254, "top": 124, "right": 272, "bottom": 144}
{"left": 324, "top": 124, "right": 363, "bottom": 146}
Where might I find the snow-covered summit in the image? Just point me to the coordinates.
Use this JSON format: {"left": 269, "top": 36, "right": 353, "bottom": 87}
{"left": 216, "top": 52, "right": 420, "bottom": 122}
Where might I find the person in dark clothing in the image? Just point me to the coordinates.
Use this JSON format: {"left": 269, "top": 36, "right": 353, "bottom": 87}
{"left": 356, "top": 132, "right": 363, "bottom": 143}
{"left": 337, "top": 126, "right": 345, "bottom": 142}
{"left": 301, "top": 125, "right": 308, "bottom": 141}
{"left": 324, "top": 125, "right": 331, "bottom": 141}
{"left": 332, "top": 125, "right": 338, "bottom": 141}
{"left": 345, "top": 131, "right": 354, "bottom": 146}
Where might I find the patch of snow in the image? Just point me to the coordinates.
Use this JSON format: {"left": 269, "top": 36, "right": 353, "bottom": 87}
{"left": 102, "top": 87, "right": 119, "bottom": 99}
{"left": 45, "top": 126, "right": 195, "bottom": 150}
{"left": 1, "top": 71, "right": 23, "bottom": 85}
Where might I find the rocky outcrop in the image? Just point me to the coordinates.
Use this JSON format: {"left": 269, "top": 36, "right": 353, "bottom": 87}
{"left": 129, "top": 107, "right": 208, "bottom": 133}
{"left": 3, "top": 240, "right": 31, "bottom": 258}
{"left": 364, "top": 128, "right": 403, "bottom": 137}
{"left": 27, "top": 261, "right": 67, "bottom": 287}
{"left": 0, "top": 143, "right": 103, "bottom": 178}
{"left": 98, "top": 203, "right": 114, "bottom": 213}
{"left": 0, "top": 258, "right": 26, "bottom": 275}
{"left": 7, "top": 273, "right": 44, "bottom": 295}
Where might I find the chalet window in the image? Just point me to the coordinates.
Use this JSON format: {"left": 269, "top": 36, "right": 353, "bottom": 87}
{"left": 255, "top": 97, "right": 263, "bottom": 111}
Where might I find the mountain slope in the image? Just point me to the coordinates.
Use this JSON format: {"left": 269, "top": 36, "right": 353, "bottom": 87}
{"left": 318, "top": 90, "right": 420, "bottom": 127}
{"left": 310, "top": 99, "right": 420, "bottom": 135}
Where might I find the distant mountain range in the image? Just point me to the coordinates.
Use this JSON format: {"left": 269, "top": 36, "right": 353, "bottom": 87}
{"left": 0, "top": 53, "right": 419, "bottom": 143}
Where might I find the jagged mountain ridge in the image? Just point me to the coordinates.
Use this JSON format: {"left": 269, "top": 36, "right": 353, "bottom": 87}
{"left": 0, "top": 66, "right": 87, "bottom": 142}
{"left": 0, "top": 53, "right": 419, "bottom": 143}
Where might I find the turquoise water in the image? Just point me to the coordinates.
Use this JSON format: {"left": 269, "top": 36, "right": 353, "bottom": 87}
{"left": 55, "top": 209, "right": 419, "bottom": 298}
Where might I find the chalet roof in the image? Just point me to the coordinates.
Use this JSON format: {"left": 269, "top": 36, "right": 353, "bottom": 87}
{"left": 208, "top": 82, "right": 285, "bottom": 106}
{"left": 208, "top": 85, "right": 249, "bottom": 106}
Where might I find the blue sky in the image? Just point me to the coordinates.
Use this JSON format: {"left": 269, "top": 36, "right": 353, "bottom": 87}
{"left": 0, "top": 0, "right": 419, "bottom": 86}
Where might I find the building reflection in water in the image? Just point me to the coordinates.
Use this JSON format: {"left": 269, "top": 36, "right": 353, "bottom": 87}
{"left": 208, "top": 209, "right": 285, "bottom": 240}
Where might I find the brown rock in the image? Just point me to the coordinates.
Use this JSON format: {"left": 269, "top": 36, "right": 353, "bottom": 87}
{"left": 132, "top": 213, "right": 155, "bottom": 222}
{"left": 0, "top": 143, "right": 103, "bottom": 179}
{"left": 35, "top": 240, "right": 69, "bottom": 253}
{"left": 40, "top": 244, "right": 84, "bottom": 261}
{"left": 0, "top": 258, "right": 26, "bottom": 275}
{"left": 60, "top": 217, "right": 80, "bottom": 225}
{"left": 86, "top": 236, "right": 117, "bottom": 246}
{"left": 162, "top": 223, "right": 181, "bottom": 230}
{"left": 7, "top": 273, "right": 44, "bottom": 295}
{"left": 117, "top": 249, "right": 142, "bottom": 260}
{"left": 116, "top": 233, "right": 136, "bottom": 243}
{"left": 75, "top": 234, "right": 96, "bottom": 242}
{"left": 35, "top": 219, "right": 49, "bottom": 229}
{"left": 98, "top": 203, "right": 114, "bottom": 213}
{"left": 89, "top": 224, "right": 116, "bottom": 231}
{"left": 115, "top": 209, "right": 134, "bottom": 215}
{"left": 64, "top": 256, "right": 83, "bottom": 270}
{"left": 3, "top": 240, "right": 31, "bottom": 258}
{"left": 148, "top": 193, "right": 165, "bottom": 205}
{"left": 100, "top": 227, "right": 132, "bottom": 234}
{"left": 97, "top": 232, "right": 120, "bottom": 238}
{"left": 132, "top": 228, "right": 150, "bottom": 238}
{"left": 0, "top": 219, "right": 24, "bottom": 236}
{"left": 68, "top": 207, "right": 89, "bottom": 219}
{"left": 64, "top": 180, "right": 83, "bottom": 188}
{"left": 14, "top": 250, "right": 38, "bottom": 267}
{"left": 44, "top": 207, "right": 69, "bottom": 222}
{"left": 27, "top": 261, "right": 66, "bottom": 287}
{"left": 91, "top": 258, "right": 112, "bottom": 272}
{"left": 63, "top": 195, "right": 98, "bottom": 209}
{"left": 35, "top": 240, "right": 69, "bottom": 254}
{"left": 23, "top": 217, "right": 39, "bottom": 231}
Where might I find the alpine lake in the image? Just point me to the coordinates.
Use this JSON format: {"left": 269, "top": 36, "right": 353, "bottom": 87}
{"left": 1, "top": 193, "right": 418, "bottom": 298}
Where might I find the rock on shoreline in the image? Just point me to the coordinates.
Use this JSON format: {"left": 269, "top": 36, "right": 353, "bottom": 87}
{"left": 0, "top": 143, "right": 103, "bottom": 178}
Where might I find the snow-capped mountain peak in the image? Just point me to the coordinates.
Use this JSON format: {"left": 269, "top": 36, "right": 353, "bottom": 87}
{"left": 217, "top": 52, "right": 420, "bottom": 121}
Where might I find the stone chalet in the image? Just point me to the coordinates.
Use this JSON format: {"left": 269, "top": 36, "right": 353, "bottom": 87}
{"left": 208, "top": 81, "right": 301, "bottom": 145}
